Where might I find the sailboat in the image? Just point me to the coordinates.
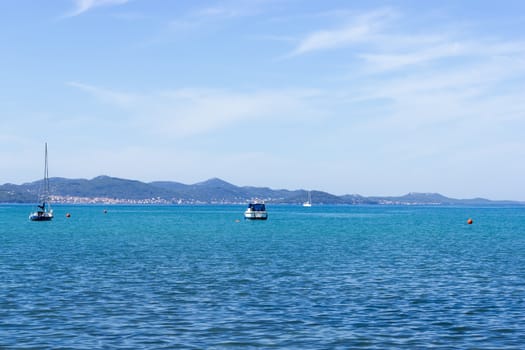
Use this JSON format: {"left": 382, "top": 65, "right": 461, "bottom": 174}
{"left": 303, "top": 191, "right": 312, "bottom": 207}
{"left": 29, "top": 143, "right": 54, "bottom": 221}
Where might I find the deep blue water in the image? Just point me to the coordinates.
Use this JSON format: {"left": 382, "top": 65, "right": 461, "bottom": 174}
{"left": 1, "top": 204, "right": 525, "bottom": 349}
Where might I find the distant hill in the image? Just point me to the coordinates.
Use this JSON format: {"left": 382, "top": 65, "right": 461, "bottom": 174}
{"left": 46, "top": 176, "right": 171, "bottom": 199}
{"left": 1, "top": 176, "right": 523, "bottom": 205}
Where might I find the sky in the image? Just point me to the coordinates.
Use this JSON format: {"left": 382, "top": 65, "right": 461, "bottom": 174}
{"left": 1, "top": 0, "right": 524, "bottom": 200}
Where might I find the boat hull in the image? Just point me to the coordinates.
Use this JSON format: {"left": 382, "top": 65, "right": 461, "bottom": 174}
{"left": 29, "top": 213, "right": 53, "bottom": 221}
{"left": 244, "top": 211, "right": 268, "bottom": 220}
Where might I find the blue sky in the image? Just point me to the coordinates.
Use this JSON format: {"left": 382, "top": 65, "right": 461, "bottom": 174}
{"left": 1, "top": 0, "right": 524, "bottom": 200}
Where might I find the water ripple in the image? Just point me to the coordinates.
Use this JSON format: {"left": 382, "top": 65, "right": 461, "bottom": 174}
{"left": 1, "top": 205, "right": 525, "bottom": 348}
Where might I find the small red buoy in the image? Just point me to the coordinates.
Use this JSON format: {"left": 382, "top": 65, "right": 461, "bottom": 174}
{"left": 467, "top": 218, "right": 473, "bottom": 224}
{"left": 66, "top": 213, "right": 71, "bottom": 218}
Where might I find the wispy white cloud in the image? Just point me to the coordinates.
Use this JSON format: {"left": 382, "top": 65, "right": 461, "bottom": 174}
{"left": 337, "top": 57, "right": 525, "bottom": 184}
{"left": 287, "top": 8, "right": 397, "bottom": 57}
{"left": 195, "top": 5, "right": 257, "bottom": 20}
{"left": 67, "top": 81, "right": 136, "bottom": 107}
{"left": 67, "top": 83, "right": 323, "bottom": 137}
{"left": 167, "top": 1, "right": 265, "bottom": 34}
{"left": 289, "top": 24, "right": 371, "bottom": 57}
{"left": 66, "top": 0, "right": 129, "bottom": 17}
{"left": 358, "top": 37, "right": 525, "bottom": 73}
{"left": 154, "top": 88, "right": 323, "bottom": 136}
{"left": 194, "top": 0, "right": 282, "bottom": 20}
{"left": 287, "top": 5, "right": 525, "bottom": 76}
{"left": 359, "top": 43, "right": 466, "bottom": 71}
{"left": 349, "top": 52, "right": 525, "bottom": 127}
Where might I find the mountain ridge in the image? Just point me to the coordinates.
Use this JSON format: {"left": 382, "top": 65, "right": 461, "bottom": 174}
{"left": 0, "top": 176, "right": 523, "bottom": 205}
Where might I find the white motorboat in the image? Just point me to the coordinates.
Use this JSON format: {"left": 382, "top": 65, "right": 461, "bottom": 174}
{"left": 244, "top": 201, "right": 268, "bottom": 220}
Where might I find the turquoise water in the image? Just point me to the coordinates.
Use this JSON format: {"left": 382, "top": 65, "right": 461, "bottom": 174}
{"left": 1, "top": 205, "right": 525, "bottom": 348}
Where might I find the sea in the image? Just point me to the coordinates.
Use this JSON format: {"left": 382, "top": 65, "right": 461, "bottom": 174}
{"left": 1, "top": 204, "right": 525, "bottom": 349}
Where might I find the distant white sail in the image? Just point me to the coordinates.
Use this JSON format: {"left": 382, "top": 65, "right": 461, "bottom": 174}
{"left": 303, "top": 191, "right": 312, "bottom": 207}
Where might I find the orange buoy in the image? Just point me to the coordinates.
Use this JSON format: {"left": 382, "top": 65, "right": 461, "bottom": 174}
{"left": 66, "top": 213, "right": 71, "bottom": 218}
{"left": 467, "top": 218, "right": 473, "bottom": 224}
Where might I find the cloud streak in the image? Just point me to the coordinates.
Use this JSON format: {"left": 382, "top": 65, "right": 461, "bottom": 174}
{"left": 67, "top": 0, "right": 129, "bottom": 17}
{"left": 289, "top": 24, "right": 371, "bottom": 57}
{"left": 67, "top": 83, "right": 324, "bottom": 137}
{"left": 287, "top": 8, "right": 396, "bottom": 57}
{"left": 67, "top": 81, "right": 136, "bottom": 107}
{"left": 359, "top": 43, "right": 466, "bottom": 71}
{"left": 287, "top": 6, "right": 525, "bottom": 75}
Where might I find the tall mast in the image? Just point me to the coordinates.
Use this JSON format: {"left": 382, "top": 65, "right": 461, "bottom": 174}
{"left": 44, "top": 142, "right": 49, "bottom": 196}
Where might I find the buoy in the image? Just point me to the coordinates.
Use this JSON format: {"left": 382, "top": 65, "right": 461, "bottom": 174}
{"left": 66, "top": 213, "right": 71, "bottom": 218}
{"left": 235, "top": 219, "right": 240, "bottom": 223}
{"left": 103, "top": 209, "right": 107, "bottom": 214}
{"left": 467, "top": 218, "right": 473, "bottom": 224}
